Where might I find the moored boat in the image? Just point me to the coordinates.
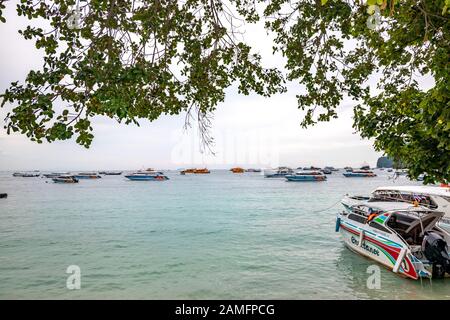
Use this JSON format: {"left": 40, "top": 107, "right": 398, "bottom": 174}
{"left": 341, "top": 185, "right": 450, "bottom": 227}
{"left": 343, "top": 169, "right": 377, "bottom": 177}
{"left": 43, "top": 172, "right": 70, "bottom": 178}
{"left": 12, "top": 171, "right": 40, "bottom": 177}
{"left": 336, "top": 204, "right": 450, "bottom": 280}
{"left": 245, "top": 168, "right": 261, "bottom": 173}
{"left": 180, "top": 168, "right": 210, "bottom": 174}
{"left": 52, "top": 176, "right": 79, "bottom": 183}
{"left": 125, "top": 170, "right": 169, "bottom": 181}
{"left": 264, "top": 167, "right": 294, "bottom": 178}
{"left": 230, "top": 167, "right": 244, "bottom": 173}
{"left": 285, "top": 171, "right": 327, "bottom": 182}
{"left": 193, "top": 168, "right": 210, "bottom": 174}
{"left": 73, "top": 172, "right": 102, "bottom": 179}
{"left": 102, "top": 171, "right": 122, "bottom": 175}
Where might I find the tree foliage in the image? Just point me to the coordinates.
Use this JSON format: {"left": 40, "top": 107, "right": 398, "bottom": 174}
{"left": 0, "top": 0, "right": 449, "bottom": 183}
{"left": 0, "top": 0, "right": 285, "bottom": 147}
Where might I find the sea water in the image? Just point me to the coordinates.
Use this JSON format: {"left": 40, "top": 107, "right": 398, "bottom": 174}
{"left": 0, "top": 170, "right": 449, "bottom": 299}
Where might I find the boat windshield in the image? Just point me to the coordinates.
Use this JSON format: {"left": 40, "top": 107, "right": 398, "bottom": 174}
{"left": 385, "top": 210, "right": 443, "bottom": 246}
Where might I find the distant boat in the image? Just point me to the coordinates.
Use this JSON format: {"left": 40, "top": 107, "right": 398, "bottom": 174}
{"left": 343, "top": 170, "right": 377, "bottom": 177}
{"left": 344, "top": 167, "right": 353, "bottom": 172}
{"left": 0, "top": 193, "right": 7, "bottom": 199}
{"left": 12, "top": 172, "right": 40, "bottom": 177}
{"left": 52, "top": 176, "right": 79, "bottom": 183}
{"left": 43, "top": 172, "right": 70, "bottom": 178}
{"left": 180, "top": 168, "right": 210, "bottom": 174}
{"left": 245, "top": 168, "right": 261, "bottom": 173}
{"left": 73, "top": 173, "right": 102, "bottom": 179}
{"left": 264, "top": 167, "right": 294, "bottom": 178}
{"left": 395, "top": 169, "right": 408, "bottom": 176}
{"left": 302, "top": 166, "right": 321, "bottom": 171}
{"left": 193, "top": 168, "right": 210, "bottom": 174}
{"left": 125, "top": 170, "right": 169, "bottom": 181}
{"left": 102, "top": 171, "right": 122, "bottom": 175}
{"left": 286, "top": 171, "right": 327, "bottom": 182}
{"left": 230, "top": 167, "right": 244, "bottom": 173}
{"left": 321, "top": 168, "right": 332, "bottom": 175}
{"left": 324, "top": 166, "right": 337, "bottom": 172}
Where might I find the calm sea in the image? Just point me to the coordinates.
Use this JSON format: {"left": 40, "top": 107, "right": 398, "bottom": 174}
{"left": 0, "top": 170, "right": 449, "bottom": 299}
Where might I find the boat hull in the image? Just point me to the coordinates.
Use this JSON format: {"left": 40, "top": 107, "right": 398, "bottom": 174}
{"left": 52, "top": 178, "right": 79, "bottom": 183}
{"left": 265, "top": 174, "right": 286, "bottom": 178}
{"left": 125, "top": 175, "right": 169, "bottom": 181}
{"left": 343, "top": 173, "right": 376, "bottom": 177}
{"left": 337, "top": 218, "right": 422, "bottom": 280}
{"left": 285, "top": 175, "right": 326, "bottom": 181}
{"left": 74, "top": 175, "right": 101, "bottom": 179}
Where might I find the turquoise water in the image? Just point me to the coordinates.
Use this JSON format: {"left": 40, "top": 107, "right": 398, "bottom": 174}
{"left": 1, "top": 170, "right": 449, "bottom": 299}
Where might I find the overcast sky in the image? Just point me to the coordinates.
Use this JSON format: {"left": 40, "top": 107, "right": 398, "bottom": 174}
{"left": 0, "top": 3, "right": 384, "bottom": 171}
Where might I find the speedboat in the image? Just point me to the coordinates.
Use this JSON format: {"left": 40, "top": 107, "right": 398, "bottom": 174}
{"left": 12, "top": 172, "right": 40, "bottom": 177}
{"left": 343, "top": 169, "right": 377, "bottom": 177}
{"left": 285, "top": 171, "right": 327, "bottom": 182}
{"left": 43, "top": 172, "right": 70, "bottom": 178}
{"left": 342, "top": 185, "right": 450, "bottom": 226}
{"left": 125, "top": 170, "right": 169, "bottom": 181}
{"left": 336, "top": 204, "right": 450, "bottom": 279}
{"left": 102, "top": 171, "right": 122, "bottom": 175}
{"left": 73, "top": 172, "right": 102, "bottom": 179}
{"left": 302, "top": 166, "right": 321, "bottom": 171}
{"left": 52, "top": 176, "right": 79, "bottom": 183}
{"left": 264, "top": 167, "right": 294, "bottom": 178}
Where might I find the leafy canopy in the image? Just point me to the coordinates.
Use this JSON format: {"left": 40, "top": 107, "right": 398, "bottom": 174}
{"left": 0, "top": 0, "right": 449, "bottom": 183}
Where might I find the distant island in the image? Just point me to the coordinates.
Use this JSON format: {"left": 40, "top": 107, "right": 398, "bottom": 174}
{"left": 376, "top": 156, "right": 393, "bottom": 168}
{"left": 377, "top": 156, "right": 405, "bottom": 169}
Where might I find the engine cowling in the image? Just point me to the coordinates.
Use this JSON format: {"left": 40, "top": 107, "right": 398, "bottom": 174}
{"left": 422, "top": 232, "right": 450, "bottom": 278}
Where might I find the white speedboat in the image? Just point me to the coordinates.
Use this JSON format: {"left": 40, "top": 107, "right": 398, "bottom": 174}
{"left": 125, "top": 169, "right": 169, "bottom": 181}
{"left": 285, "top": 170, "right": 327, "bottom": 182}
{"left": 43, "top": 172, "right": 70, "bottom": 178}
{"left": 336, "top": 204, "right": 450, "bottom": 279}
{"left": 264, "top": 167, "right": 294, "bottom": 178}
{"left": 341, "top": 185, "right": 450, "bottom": 226}
{"left": 12, "top": 171, "right": 40, "bottom": 177}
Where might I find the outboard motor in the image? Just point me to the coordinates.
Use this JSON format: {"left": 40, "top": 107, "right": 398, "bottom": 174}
{"left": 422, "top": 232, "right": 450, "bottom": 278}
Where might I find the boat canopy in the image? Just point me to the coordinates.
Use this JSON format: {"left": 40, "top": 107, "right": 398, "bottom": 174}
{"left": 374, "top": 186, "right": 450, "bottom": 198}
